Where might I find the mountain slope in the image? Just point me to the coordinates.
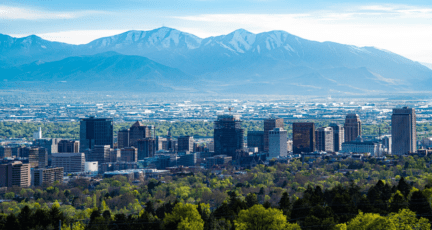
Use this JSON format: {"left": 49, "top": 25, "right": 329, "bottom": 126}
{"left": 0, "top": 34, "right": 76, "bottom": 67}
{"left": 0, "top": 52, "right": 197, "bottom": 92}
{"left": 78, "top": 28, "right": 432, "bottom": 91}
{"left": 1, "top": 27, "right": 432, "bottom": 94}
{"left": 421, "top": 62, "right": 432, "bottom": 70}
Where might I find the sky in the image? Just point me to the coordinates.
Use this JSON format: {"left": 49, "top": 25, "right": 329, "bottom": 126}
{"left": 1, "top": 0, "right": 432, "bottom": 63}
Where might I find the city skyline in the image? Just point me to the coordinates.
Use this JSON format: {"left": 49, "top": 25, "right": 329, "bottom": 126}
{"left": 2, "top": 0, "right": 432, "bottom": 224}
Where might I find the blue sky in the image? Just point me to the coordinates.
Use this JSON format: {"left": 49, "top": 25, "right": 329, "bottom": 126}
{"left": 1, "top": 0, "right": 432, "bottom": 63}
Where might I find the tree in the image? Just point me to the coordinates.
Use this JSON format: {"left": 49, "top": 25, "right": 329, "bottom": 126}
{"left": 50, "top": 202, "right": 65, "bottom": 230}
{"left": 102, "top": 210, "right": 111, "bottom": 221}
{"left": 245, "top": 193, "right": 259, "bottom": 208}
{"left": 145, "top": 200, "right": 155, "bottom": 215}
{"left": 389, "top": 190, "right": 408, "bottom": 213}
{"left": 33, "top": 208, "right": 50, "bottom": 229}
{"left": 388, "top": 209, "right": 430, "bottom": 229}
{"left": 5, "top": 192, "right": 14, "bottom": 199}
{"left": 71, "top": 221, "right": 85, "bottom": 230}
{"left": 290, "top": 197, "right": 312, "bottom": 222}
{"left": 139, "top": 210, "right": 161, "bottom": 230}
{"left": 409, "top": 191, "right": 432, "bottom": 221}
{"left": 207, "top": 215, "right": 232, "bottom": 230}
{"left": 302, "top": 205, "right": 336, "bottom": 230}
{"left": 164, "top": 203, "right": 204, "bottom": 230}
{"left": 197, "top": 203, "right": 210, "bottom": 229}
{"left": 18, "top": 205, "right": 33, "bottom": 230}
{"left": 397, "top": 177, "right": 412, "bottom": 198}
{"left": 278, "top": 192, "right": 291, "bottom": 215}
{"left": 344, "top": 212, "right": 395, "bottom": 230}
{"left": 5, "top": 213, "right": 19, "bottom": 230}
{"left": 234, "top": 204, "right": 301, "bottom": 230}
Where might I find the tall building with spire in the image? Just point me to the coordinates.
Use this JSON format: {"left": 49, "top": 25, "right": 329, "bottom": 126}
{"left": 392, "top": 107, "right": 416, "bottom": 155}
{"left": 117, "top": 121, "right": 155, "bottom": 149}
{"left": 129, "top": 121, "right": 154, "bottom": 147}
{"left": 344, "top": 114, "right": 362, "bottom": 143}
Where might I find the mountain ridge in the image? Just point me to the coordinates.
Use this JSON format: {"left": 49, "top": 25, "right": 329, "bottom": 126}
{"left": 1, "top": 27, "right": 432, "bottom": 95}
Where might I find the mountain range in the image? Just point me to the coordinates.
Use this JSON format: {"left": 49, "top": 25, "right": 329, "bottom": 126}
{"left": 1, "top": 27, "right": 432, "bottom": 95}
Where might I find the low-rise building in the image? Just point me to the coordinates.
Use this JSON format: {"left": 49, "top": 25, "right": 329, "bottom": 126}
{"left": 0, "top": 146, "right": 12, "bottom": 158}
{"left": 206, "top": 155, "right": 232, "bottom": 168}
{"left": 85, "top": 162, "right": 98, "bottom": 172}
{"left": 0, "top": 161, "right": 31, "bottom": 188}
{"left": 32, "top": 167, "right": 64, "bottom": 186}
{"left": 341, "top": 136, "right": 383, "bottom": 156}
{"left": 51, "top": 152, "right": 85, "bottom": 173}
{"left": 178, "top": 152, "right": 197, "bottom": 167}
{"left": 58, "top": 140, "right": 80, "bottom": 153}
{"left": 121, "top": 147, "right": 138, "bottom": 162}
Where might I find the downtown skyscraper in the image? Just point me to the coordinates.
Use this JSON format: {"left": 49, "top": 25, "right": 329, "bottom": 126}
{"left": 329, "top": 123, "right": 344, "bottom": 152}
{"left": 293, "top": 122, "right": 315, "bottom": 154}
{"left": 344, "top": 114, "right": 362, "bottom": 142}
{"left": 264, "top": 118, "right": 284, "bottom": 152}
{"left": 214, "top": 115, "right": 244, "bottom": 158}
{"left": 392, "top": 107, "right": 416, "bottom": 155}
{"left": 79, "top": 117, "right": 113, "bottom": 151}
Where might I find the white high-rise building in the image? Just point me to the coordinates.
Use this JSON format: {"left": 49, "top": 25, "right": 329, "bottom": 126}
{"left": 33, "top": 127, "right": 42, "bottom": 140}
{"left": 269, "top": 128, "right": 288, "bottom": 159}
{"left": 316, "top": 127, "right": 334, "bottom": 152}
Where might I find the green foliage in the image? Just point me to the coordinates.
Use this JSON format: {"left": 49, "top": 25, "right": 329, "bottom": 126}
{"left": 163, "top": 203, "right": 204, "bottom": 230}
{"left": 341, "top": 209, "right": 430, "bottom": 230}
{"left": 234, "top": 205, "right": 300, "bottom": 230}
{"left": 5, "top": 192, "right": 14, "bottom": 199}
{"left": 3, "top": 152, "right": 432, "bottom": 230}
{"left": 344, "top": 212, "right": 396, "bottom": 230}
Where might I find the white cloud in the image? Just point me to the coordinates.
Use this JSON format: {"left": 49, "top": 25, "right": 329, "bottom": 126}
{"left": 355, "top": 4, "right": 432, "bottom": 18}
{"left": 359, "top": 5, "right": 398, "bottom": 12}
{"left": 173, "top": 5, "right": 432, "bottom": 63}
{"left": 0, "top": 5, "right": 107, "bottom": 20}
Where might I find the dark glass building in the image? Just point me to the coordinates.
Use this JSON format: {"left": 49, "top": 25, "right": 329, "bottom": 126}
{"left": 392, "top": 107, "right": 416, "bottom": 155}
{"left": 57, "top": 140, "right": 80, "bottom": 153}
{"left": 79, "top": 117, "right": 113, "bottom": 151}
{"left": 214, "top": 115, "right": 244, "bottom": 158}
{"left": 178, "top": 136, "right": 194, "bottom": 152}
{"left": 129, "top": 121, "right": 154, "bottom": 147}
{"left": 247, "top": 131, "right": 264, "bottom": 152}
{"left": 137, "top": 138, "right": 156, "bottom": 160}
{"left": 293, "top": 122, "right": 315, "bottom": 154}
{"left": 117, "top": 128, "right": 130, "bottom": 149}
